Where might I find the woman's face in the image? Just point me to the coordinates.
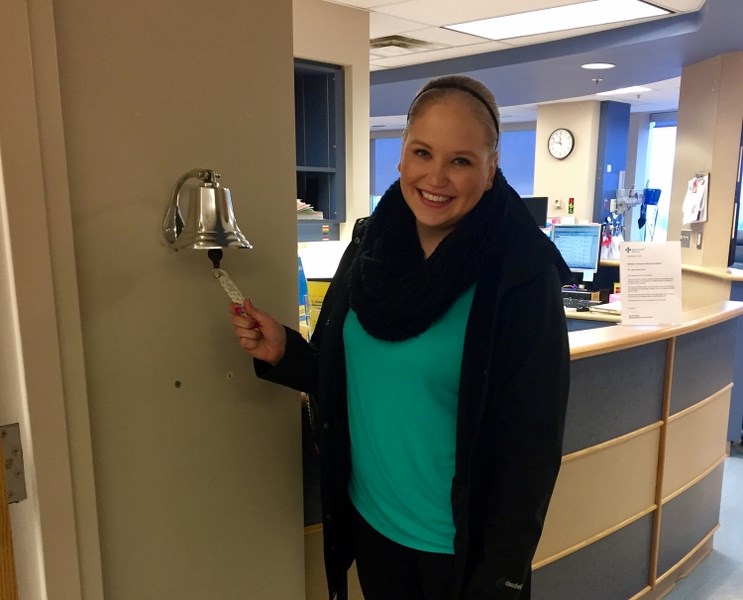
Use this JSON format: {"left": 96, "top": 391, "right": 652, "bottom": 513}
{"left": 398, "top": 96, "right": 497, "bottom": 250}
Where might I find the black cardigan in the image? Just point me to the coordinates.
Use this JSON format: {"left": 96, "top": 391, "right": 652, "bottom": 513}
{"left": 256, "top": 173, "right": 571, "bottom": 599}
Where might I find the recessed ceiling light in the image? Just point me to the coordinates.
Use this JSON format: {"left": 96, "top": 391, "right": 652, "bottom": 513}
{"left": 446, "top": 0, "right": 670, "bottom": 41}
{"left": 581, "top": 62, "right": 616, "bottom": 70}
{"left": 597, "top": 85, "right": 653, "bottom": 95}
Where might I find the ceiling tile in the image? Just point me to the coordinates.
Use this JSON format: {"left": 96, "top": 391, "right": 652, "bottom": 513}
{"left": 323, "top": 0, "right": 411, "bottom": 8}
{"left": 370, "top": 12, "right": 433, "bottom": 38}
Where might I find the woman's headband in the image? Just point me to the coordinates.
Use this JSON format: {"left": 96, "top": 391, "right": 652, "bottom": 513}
{"left": 407, "top": 82, "right": 500, "bottom": 139}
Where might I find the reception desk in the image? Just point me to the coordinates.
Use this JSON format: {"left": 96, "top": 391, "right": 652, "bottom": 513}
{"left": 531, "top": 301, "right": 743, "bottom": 600}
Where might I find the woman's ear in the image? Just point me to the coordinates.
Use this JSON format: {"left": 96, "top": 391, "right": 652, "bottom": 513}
{"left": 397, "top": 161, "right": 401, "bottom": 173}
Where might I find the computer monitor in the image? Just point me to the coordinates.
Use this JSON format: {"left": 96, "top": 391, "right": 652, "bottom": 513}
{"left": 522, "top": 196, "right": 549, "bottom": 227}
{"left": 551, "top": 223, "right": 602, "bottom": 283}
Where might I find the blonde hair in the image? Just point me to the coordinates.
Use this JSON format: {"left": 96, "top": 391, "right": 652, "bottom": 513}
{"left": 405, "top": 75, "right": 500, "bottom": 152}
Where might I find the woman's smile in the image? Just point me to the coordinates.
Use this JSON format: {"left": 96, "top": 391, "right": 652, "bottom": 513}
{"left": 419, "top": 189, "right": 453, "bottom": 204}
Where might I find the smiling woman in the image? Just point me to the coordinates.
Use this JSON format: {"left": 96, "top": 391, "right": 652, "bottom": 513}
{"left": 229, "top": 75, "right": 573, "bottom": 600}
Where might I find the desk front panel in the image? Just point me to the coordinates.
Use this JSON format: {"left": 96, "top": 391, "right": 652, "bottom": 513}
{"left": 563, "top": 342, "right": 666, "bottom": 455}
{"left": 670, "top": 321, "right": 736, "bottom": 415}
{"left": 657, "top": 464, "right": 724, "bottom": 581}
{"left": 533, "top": 514, "right": 654, "bottom": 600}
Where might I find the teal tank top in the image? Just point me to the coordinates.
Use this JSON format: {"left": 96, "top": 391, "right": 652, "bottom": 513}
{"left": 344, "top": 286, "right": 475, "bottom": 553}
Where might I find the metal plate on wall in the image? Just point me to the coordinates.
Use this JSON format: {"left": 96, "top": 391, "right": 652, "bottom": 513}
{"left": 1, "top": 423, "right": 27, "bottom": 503}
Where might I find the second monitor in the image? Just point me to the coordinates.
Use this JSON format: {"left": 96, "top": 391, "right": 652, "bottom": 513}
{"left": 522, "top": 196, "right": 549, "bottom": 227}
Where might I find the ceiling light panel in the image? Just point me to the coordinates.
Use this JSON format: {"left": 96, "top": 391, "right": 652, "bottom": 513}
{"left": 446, "top": 0, "right": 671, "bottom": 41}
{"left": 368, "top": 0, "right": 581, "bottom": 28}
{"left": 581, "top": 62, "right": 616, "bottom": 69}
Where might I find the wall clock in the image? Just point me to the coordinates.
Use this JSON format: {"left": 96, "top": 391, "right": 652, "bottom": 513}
{"left": 548, "top": 128, "right": 575, "bottom": 160}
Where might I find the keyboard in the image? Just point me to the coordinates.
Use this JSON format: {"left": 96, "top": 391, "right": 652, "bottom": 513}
{"left": 562, "top": 297, "right": 603, "bottom": 310}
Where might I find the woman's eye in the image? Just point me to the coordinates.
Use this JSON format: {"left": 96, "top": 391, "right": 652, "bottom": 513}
{"left": 414, "top": 148, "right": 430, "bottom": 158}
{"left": 452, "top": 157, "right": 471, "bottom": 166}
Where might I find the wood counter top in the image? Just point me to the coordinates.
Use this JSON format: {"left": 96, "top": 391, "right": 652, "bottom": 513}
{"left": 564, "top": 309, "right": 621, "bottom": 323}
{"left": 679, "top": 264, "right": 743, "bottom": 282}
{"left": 568, "top": 301, "right": 743, "bottom": 360}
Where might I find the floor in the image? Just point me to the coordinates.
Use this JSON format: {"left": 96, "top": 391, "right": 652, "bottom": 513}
{"left": 664, "top": 442, "right": 743, "bottom": 600}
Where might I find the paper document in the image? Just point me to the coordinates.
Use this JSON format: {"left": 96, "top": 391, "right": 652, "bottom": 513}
{"left": 589, "top": 301, "right": 622, "bottom": 315}
{"left": 619, "top": 242, "right": 682, "bottom": 324}
{"left": 681, "top": 174, "right": 708, "bottom": 224}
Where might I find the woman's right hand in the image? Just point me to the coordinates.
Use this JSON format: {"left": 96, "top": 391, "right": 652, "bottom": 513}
{"left": 230, "top": 298, "right": 287, "bottom": 366}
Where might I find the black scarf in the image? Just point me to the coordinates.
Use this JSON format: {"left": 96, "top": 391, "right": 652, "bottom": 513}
{"left": 349, "top": 176, "right": 504, "bottom": 341}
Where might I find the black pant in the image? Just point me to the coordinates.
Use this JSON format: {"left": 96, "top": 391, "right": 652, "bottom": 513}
{"left": 351, "top": 504, "right": 456, "bottom": 600}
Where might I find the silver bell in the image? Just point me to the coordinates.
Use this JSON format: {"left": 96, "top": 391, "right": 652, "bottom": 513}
{"left": 163, "top": 169, "right": 253, "bottom": 251}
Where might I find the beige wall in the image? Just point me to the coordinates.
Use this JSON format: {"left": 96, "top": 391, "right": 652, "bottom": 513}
{"left": 1, "top": 0, "right": 306, "bottom": 598}
{"left": 293, "top": 0, "right": 370, "bottom": 240}
{"left": 534, "top": 101, "right": 602, "bottom": 224}
{"left": 669, "top": 52, "right": 743, "bottom": 308}
{"left": 670, "top": 52, "right": 743, "bottom": 267}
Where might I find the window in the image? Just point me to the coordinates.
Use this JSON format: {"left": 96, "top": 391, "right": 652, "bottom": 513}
{"left": 644, "top": 117, "right": 677, "bottom": 242}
